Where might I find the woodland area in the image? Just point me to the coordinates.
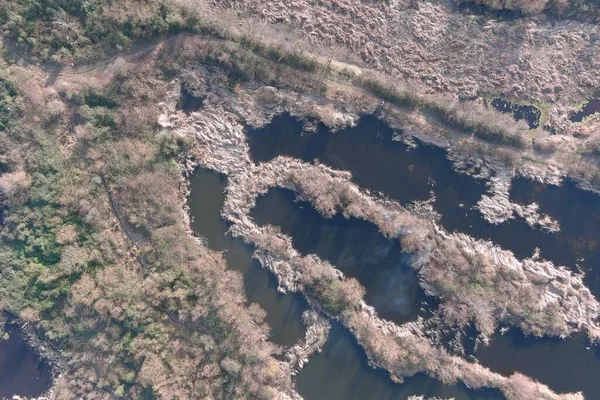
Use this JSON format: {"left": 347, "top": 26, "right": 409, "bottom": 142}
{"left": 0, "top": 3, "right": 296, "bottom": 397}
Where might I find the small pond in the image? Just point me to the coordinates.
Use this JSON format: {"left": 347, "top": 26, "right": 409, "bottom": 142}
{"left": 491, "top": 98, "right": 541, "bottom": 129}
{"left": 570, "top": 99, "right": 600, "bottom": 122}
{"left": 0, "top": 324, "right": 52, "bottom": 399}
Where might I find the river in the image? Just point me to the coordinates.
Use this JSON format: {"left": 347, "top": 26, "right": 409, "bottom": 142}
{"left": 242, "top": 113, "right": 600, "bottom": 399}
{"left": 188, "top": 169, "right": 308, "bottom": 347}
{"left": 188, "top": 167, "right": 504, "bottom": 400}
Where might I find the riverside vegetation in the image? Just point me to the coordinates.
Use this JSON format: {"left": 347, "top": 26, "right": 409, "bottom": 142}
{"left": 0, "top": 0, "right": 600, "bottom": 399}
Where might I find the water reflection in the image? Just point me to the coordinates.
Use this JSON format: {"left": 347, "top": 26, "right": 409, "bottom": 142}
{"left": 252, "top": 187, "right": 430, "bottom": 325}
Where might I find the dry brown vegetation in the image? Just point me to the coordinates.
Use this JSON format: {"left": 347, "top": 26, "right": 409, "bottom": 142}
{"left": 0, "top": 41, "right": 298, "bottom": 399}
{"left": 2, "top": 1, "right": 600, "bottom": 399}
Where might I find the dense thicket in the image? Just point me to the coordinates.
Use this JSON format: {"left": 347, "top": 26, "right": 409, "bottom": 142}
{"left": 0, "top": 0, "right": 196, "bottom": 62}
{"left": 0, "top": 49, "right": 291, "bottom": 398}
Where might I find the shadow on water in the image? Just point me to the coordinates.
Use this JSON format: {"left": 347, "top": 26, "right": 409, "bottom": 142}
{"left": 251, "top": 187, "right": 431, "bottom": 325}
{"left": 297, "top": 321, "right": 504, "bottom": 400}
{"left": 490, "top": 98, "right": 541, "bottom": 129}
{"left": 188, "top": 168, "right": 307, "bottom": 347}
{"left": 475, "top": 330, "right": 600, "bottom": 399}
{"left": 570, "top": 99, "right": 600, "bottom": 122}
{"left": 0, "top": 324, "right": 52, "bottom": 399}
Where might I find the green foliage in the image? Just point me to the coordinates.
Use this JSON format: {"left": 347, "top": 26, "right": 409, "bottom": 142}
{"left": 307, "top": 279, "right": 347, "bottom": 315}
{"left": 122, "top": 371, "right": 136, "bottom": 384}
{"left": 114, "top": 385, "right": 125, "bottom": 398}
{"left": 158, "top": 134, "right": 192, "bottom": 158}
{"left": 0, "top": 78, "right": 18, "bottom": 131}
{"left": 0, "top": 0, "right": 192, "bottom": 63}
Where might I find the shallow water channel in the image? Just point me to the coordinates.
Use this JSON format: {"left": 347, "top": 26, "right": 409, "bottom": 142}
{"left": 297, "top": 321, "right": 502, "bottom": 400}
{"left": 188, "top": 169, "right": 307, "bottom": 347}
{"left": 0, "top": 324, "right": 52, "bottom": 399}
{"left": 244, "top": 113, "right": 600, "bottom": 398}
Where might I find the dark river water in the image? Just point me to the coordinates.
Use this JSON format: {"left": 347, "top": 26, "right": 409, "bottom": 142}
{"left": 242, "top": 113, "right": 600, "bottom": 399}
{"left": 0, "top": 324, "right": 52, "bottom": 399}
{"left": 188, "top": 169, "right": 307, "bottom": 347}
{"left": 297, "top": 321, "right": 503, "bottom": 400}
{"left": 188, "top": 168, "right": 504, "bottom": 399}
{"left": 251, "top": 187, "right": 431, "bottom": 326}
{"left": 475, "top": 330, "right": 600, "bottom": 398}
{"left": 247, "top": 114, "right": 600, "bottom": 296}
